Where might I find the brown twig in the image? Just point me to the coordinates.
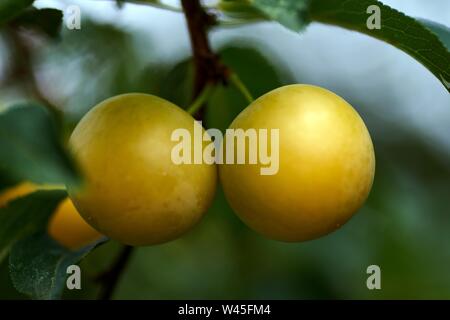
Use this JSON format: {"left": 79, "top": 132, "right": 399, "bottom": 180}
{"left": 181, "top": 0, "right": 229, "bottom": 101}
{"left": 97, "top": 245, "right": 134, "bottom": 300}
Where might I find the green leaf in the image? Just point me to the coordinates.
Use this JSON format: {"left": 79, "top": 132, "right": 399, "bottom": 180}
{"left": 0, "top": 172, "right": 19, "bottom": 193}
{"left": 116, "top": 0, "right": 125, "bottom": 8}
{"left": 309, "top": 0, "right": 450, "bottom": 92}
{"left": 218, "top": 0, "right": 269, "bottom": 22}
{"left": 11, "top": 8, "right": 63, "bottom": 39}
{"left": 0, "top": 190, "right": 66, "bottom": 263}
{"left": 0, "top": 103, "right": 80, "bottom": 186}
{"left": 0, "top": 0, "right": 34, "bottom": 25}
{"left": 250, "top": 0, "right": 310, "bottom": 31}
{"left": 419, "top": 19, "right": 450, "bottom": 52}
{"left": 40, "top": 19, "right": 152, "bottom": 120}
{"left": 159, "top": 60, "right": 195, "bottom": 109}
{"left": 218, "top": 1, "right": 450, "bottom": 92}
{"left": 9, "top": 233, "right": 106, "bottom": 300}
{"left": 218, "top": 0, "right": 310, "bottom": 30}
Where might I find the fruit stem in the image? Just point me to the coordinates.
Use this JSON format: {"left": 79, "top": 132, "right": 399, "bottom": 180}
{"left": 186, "top": 82, "right": 215, "bottom": 115}
{"left": 229, "top": 72, "right": 254, "bottom": 103}
{"left": 98, "top": 245, "right": 134, "bottom": 300}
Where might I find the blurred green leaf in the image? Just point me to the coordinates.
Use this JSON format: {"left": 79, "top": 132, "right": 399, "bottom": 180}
{"left": 0, "top": 190, "right": 66, "bottom": 263}
{"left": 419, "top": 19, "right": 450, "bottom": 51}
{"left": 0, "top": 103, "right": 80, "bottom": 186}
{"left": 218, "top": 0, "right": 269, "bottom": 22}
{"left": 0, "top": 259, "right": 25, "bottom": 299}
{"left": 9, "top": 233, "right": 106, "bottom": 300}
{"left": 119, "top": 0, "right": 182, "bottom": 12}
{"left": 250, "top": 0, "right": 310, "bottom": 31}
{"left": 0, "top": 0, "right": 33, "bottom": 25}
{"left": 38, "top": 20, "right": 155, "bottom": 120}
{"left": 115, "top": 0, "right": 125, "bottom": 8}
{"left": 11, "top": 8, "right": 63, "bottom": 39}
{"left": 219, "top": 0, "right": 310, "bottom": 30}
{"left": 309, "top": 0, "right": 450, "bottom": 92}
{"left": 159, "top": 60, "right": 195, "bottom": 109}
{"left": 0, "top": 172, "right": 19, "bottom": 193}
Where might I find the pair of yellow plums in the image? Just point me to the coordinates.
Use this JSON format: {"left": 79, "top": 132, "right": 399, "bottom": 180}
{"left": 2, "top": 84, "right": 375, "bottom": 249}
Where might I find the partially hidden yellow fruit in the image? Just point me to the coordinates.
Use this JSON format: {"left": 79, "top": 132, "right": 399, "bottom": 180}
{"left": 219, "top": 84, "right": 375, "bottom": 242}
{"left": 68, "top": 93, "right": 217, "bottom": 246}
{"left": 0, "top": 182, "right": 102, "bottom": 249}
{"left": 48, "top": 198, "right": 103, "bottom": 249}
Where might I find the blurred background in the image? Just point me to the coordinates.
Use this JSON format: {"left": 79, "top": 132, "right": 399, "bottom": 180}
{"left": 0, "top": 0, "right": 449, "bottom": 299}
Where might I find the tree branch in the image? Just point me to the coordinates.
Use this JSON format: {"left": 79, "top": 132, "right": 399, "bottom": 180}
{"left": 181, "top": 0, "right": 229, "bottom": 101}
{"left": 97, "top": 245, "right": 134, "bottom": 300}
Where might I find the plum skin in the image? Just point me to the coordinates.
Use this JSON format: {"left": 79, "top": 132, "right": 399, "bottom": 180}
{"left": 219, "top": 84, "right": 375, "bottom": 242}
{"left": 68, "top": 93, "right": 217, "bottom": 246}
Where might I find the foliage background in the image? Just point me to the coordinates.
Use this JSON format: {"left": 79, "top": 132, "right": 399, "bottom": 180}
{"left": 0, "top": 0, "right": 449, "bottom": 299}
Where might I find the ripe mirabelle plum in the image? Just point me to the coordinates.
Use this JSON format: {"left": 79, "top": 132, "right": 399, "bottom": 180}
{"left": 68, "top": 93, "right": 217, "bottom": 246}
{"left": 48, "top": 198, "right": 103, "bottom": 249}
{"left": 219, "top": 84, "right": 375, "bottom": 242}
{"left": 0, "top": 183, "right": 102, "bottom": 249}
